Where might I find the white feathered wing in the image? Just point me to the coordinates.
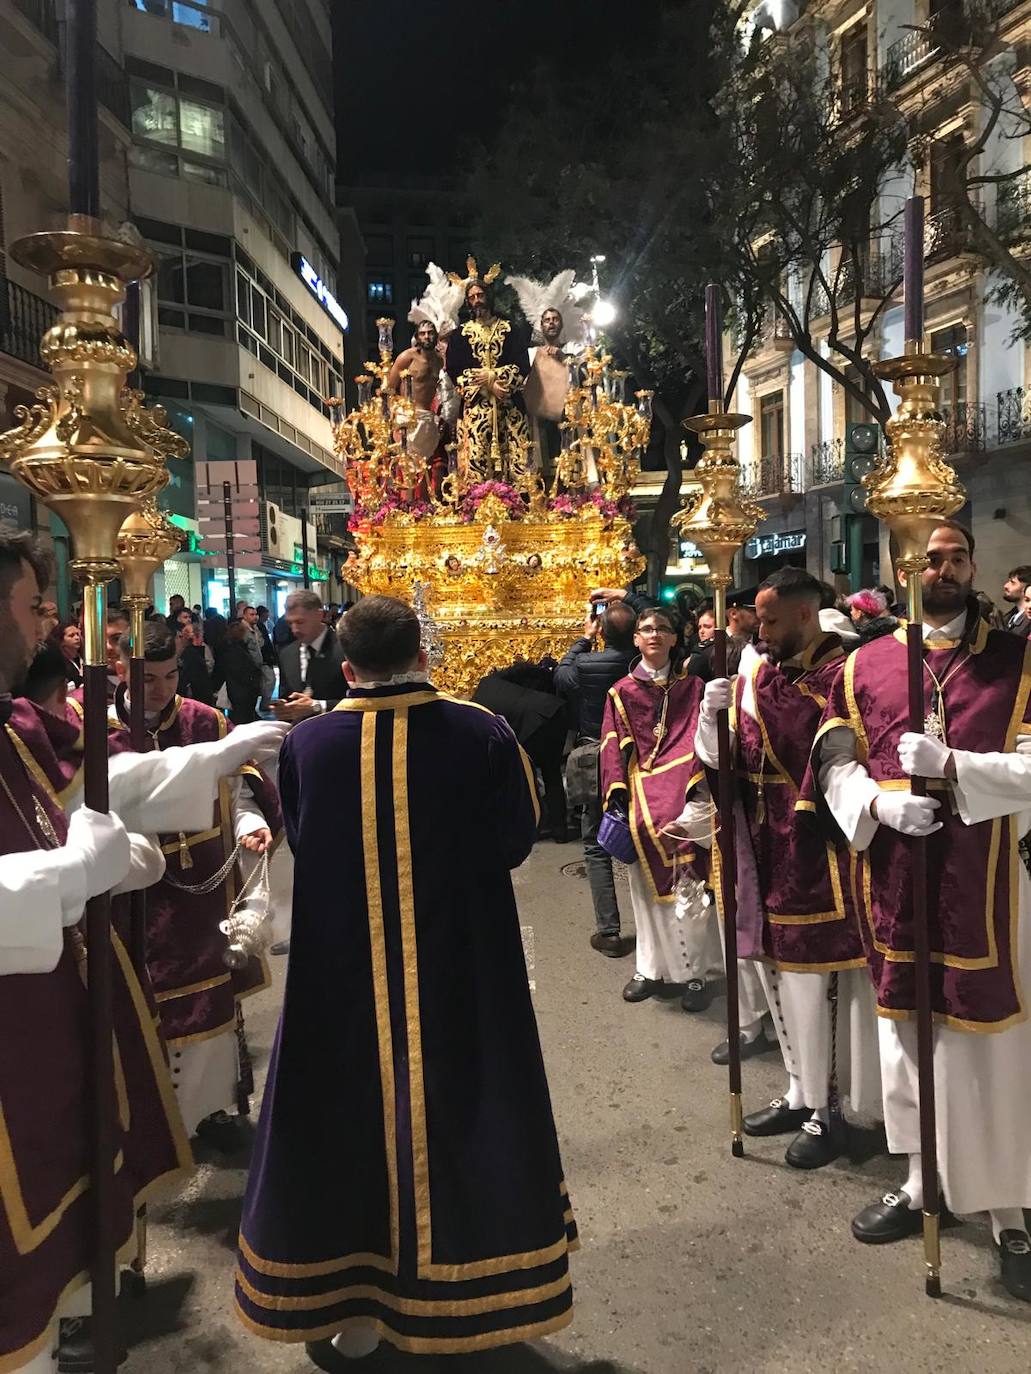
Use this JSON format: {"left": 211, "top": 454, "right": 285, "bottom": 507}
{"left": 408, "top": 263, "right": 464, "bottom": 339}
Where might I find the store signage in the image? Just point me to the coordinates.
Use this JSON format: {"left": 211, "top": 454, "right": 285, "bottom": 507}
{"left": 308, "top": 493, "right": 353, "bottom": 514}
{"left": 744, "top": 530, "right": 806, "bottom": 560}
{"left": 0, "top": 472, "right": 33, "bottom": 532}
{"left": 292, "top": 253, "right": 348, "bottom": 332}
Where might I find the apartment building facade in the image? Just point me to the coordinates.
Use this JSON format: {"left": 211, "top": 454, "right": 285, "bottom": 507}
{"left": 732, "top": 0, "right": 1030, "bottom": 599}
{"left": 0, "top": 0, "right": 352, "bottom": 613}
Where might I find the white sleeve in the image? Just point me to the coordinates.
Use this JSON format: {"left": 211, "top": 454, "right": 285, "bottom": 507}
{"left": 818, "top": 725, "right": 882, "bottom": 851}
{"left": 112, "top": 834, "right": 167, "bottom": 895}
{"left": 952, "top": 734, "right": 1031, "bottom": 827}
{"left": 0, "top": 848, "right": 86, "bottom": 974}
{"left": 231, "top": 777, "right": 269, "bottom": 841}
{"left": 105, "top": 748, "right": 221, "bottom": 835}
{"left": 694, "top": 710, "right": 726, "bottom": 769}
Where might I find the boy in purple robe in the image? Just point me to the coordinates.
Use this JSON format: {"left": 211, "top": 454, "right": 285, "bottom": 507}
{"left": 801, "top": 521, "right": 1031, "bottom": 1301}
{"left": 235, "top": 596, "right": 576, "bottom": 1366}
{"left": 599, "top": 605, "right": 722, "bottom": 1012}
{"left": 696, "top": 568, "right": 880, "bottom": 1171}
{"left": 107, "top": 620, "right": 284, "bottom": 1152}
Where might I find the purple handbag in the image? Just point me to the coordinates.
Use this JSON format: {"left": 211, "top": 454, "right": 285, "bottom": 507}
{"left": 597, "top": 810, "right": 638, "bottom": 865}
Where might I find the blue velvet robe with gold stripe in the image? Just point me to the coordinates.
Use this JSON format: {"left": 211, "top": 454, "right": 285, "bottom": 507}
{"left": 236, "top": 683, "right": 577, "bottom": 1354}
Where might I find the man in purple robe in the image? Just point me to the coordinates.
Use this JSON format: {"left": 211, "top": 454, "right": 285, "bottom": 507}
{"left": 235, "top": 596, "right": 576, "bottom": 1366}
{"left": 599, "top": 605, "right": 723, "bottom": 1012}
{"left": 696, "top": 568, "right": 880, "bottom": 1171}
{"left": 107, "top": 620, "right": 284, "bottom": 1153}
{"left": 801, "top": 521, "right": 1031, "bottom": 1301}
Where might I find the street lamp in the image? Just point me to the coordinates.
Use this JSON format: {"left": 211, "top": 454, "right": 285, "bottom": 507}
{"left": 589, "top": 254, "right": 617, "bottom": 329}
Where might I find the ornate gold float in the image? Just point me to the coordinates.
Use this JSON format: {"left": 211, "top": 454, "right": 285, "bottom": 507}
{"left": 331, "top": 321, "right": 648, "bottom": 696}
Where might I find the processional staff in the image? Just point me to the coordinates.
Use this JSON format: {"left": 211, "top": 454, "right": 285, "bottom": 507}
{"left": 866, "top": 195, "right": 965, "bottom": 1298}
{"left": 0, "top": 0, "right": 186, "bottom": 1365}
{"left": 674, "top": 285, "right": 762, "bottom": 1157}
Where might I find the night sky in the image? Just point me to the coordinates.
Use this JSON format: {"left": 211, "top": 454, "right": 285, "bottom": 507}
{"left": 333, "top": 0, "right": 664, "bottom": 183}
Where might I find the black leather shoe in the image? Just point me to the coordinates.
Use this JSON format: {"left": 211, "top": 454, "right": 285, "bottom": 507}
{"left": 852, "top": 1189, "right": 924, "bottom": 1244}
{"left": 58, "top": 1317, "right": 128, "bottom": 1371}
{"left": 194, "top": 1109, "right": 244, "bottom": 1154}
{"left": 743, "top": 1097, "right": 811, "bottom": 1138}
{"left": 785, "top": 1118, "right": 840, "bottom": 1170}
{"left": 623, "top": 973, "right": 661, "bottom": 1002}
{"left": 710, "top": 1024, "right": 777, "bottom": 1065}
{"left": 680, "top": 978, "right": 711, "bottom": 1013}
{"left": 270, "top": 939, "right": 290, "bottom": 955}
{"left": 591, "top": 932, "right": 632, "bottom": 958}
{"left": 999, "top": 1230, "right": 1031, "bottom": 1302}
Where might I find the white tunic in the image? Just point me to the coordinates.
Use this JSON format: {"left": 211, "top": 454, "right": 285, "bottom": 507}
{"left": 819, "top": 611, "right": 1031, "bottom": 1213}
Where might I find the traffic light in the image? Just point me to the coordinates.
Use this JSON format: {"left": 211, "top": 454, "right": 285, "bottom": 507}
{"left": 842, "top": 420, "right": 881, "bottom": 515}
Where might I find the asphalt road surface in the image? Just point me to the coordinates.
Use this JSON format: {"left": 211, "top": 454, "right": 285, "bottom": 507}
{"left": 124, "top": 843, "right": 1031, "bottom": 1373}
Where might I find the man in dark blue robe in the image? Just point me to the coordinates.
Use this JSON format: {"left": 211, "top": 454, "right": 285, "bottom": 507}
{"left": 235, "top": 596, "right": 577, "bottom": 1365}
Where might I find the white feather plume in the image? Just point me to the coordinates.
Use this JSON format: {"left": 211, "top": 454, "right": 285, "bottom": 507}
{"left": 504, "top": 270, "right": 586, "bottom": 343}
{"left": 408, "top": 263, "right": 464, "bottom": 339}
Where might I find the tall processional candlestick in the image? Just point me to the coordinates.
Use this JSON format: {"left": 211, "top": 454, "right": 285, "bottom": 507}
{"left": 866, "top": 194, "right": 965, "bottom": 1297}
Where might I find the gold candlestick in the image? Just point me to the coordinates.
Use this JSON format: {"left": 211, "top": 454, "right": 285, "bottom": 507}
{"left": 118, "top": 498, "right": 184, "bottom": 651}
{"left": 674, "top": 399, "right": 762, "bottom": 1159}
{"left": 867, "top": 343, "right": 964, "bottom": 1302}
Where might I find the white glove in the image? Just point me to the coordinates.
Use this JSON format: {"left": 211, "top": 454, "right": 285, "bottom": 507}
{"left": 206, "top": 720, "right": 290, "bottom": 774}
{"left": 64, "top": 807, "right": 133, "bottom": 906}
{"left": 898, "top": 731, "right": 952, "bottom": 779}
{"left": 871, "top": 791, "right": 942, "bottom": 836}
{"left": 702, "top": 677, "right": 733, "bottom": 715}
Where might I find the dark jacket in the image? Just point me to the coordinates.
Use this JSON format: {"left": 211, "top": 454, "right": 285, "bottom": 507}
{"left": 278, "top": 631, "right": 346, "bottom": 708}
{"left": 272, "top": 616, "right": 296, "bottom": 649}
{"left": 554, "top": 638, "right": 635, "bottom": 741}
{"left": 178, "top": 642, "right": 215, "bottom": 706}
{"left": 472, "top": 672, "right": 567, "bottom": 748}
{"left": 257, "top": 619, "right": 278, "bottom": 666}
{"left": 211, "top": 640, "right": 261, "bottom": 721}
{"left": 856, "top": 614, "right": 899, "bottom": 646}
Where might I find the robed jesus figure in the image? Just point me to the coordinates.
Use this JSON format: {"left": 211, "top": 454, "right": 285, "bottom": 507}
{"left": 236, "top": 596, "right": 577, "bottom": 1365}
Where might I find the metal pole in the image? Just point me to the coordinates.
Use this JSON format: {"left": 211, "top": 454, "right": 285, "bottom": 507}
{"left": 67, "top": 0, "right": 99, "bottom": 219}
{"left": 223, "top": 480, "right": 237, "bottom": 618}
{"left": 127, "top": 603, "right": 147, "bottom": 976}
{"left": 301, "top": 506, "right": 310, "bottom": 589}
{"left": 81, "top": 579, "right": 118, "bottom": 1374}
{"left": 905, "top": 572, "right": 941, "bottom": 1297}
{"left": 712, "top": 584, "right": 744, "bottom": 1158}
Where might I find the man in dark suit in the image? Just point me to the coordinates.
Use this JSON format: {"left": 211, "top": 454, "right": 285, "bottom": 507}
{"left": 1002, "top": 565, "right": 1031, "bottom": 637}
{"left": 274, "top": 589, "right": 346, "bottom": 723}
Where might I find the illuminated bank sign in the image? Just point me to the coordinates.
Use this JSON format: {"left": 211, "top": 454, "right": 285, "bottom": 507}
{"left": 292, "top": 253, "right": 348, "bottom": 332}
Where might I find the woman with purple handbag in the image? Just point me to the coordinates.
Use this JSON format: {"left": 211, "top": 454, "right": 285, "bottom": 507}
{"left": 599, "top": 606, "right": 723, "bottom": 1012}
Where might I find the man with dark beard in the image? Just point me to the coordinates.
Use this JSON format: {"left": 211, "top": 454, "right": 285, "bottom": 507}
{"left": 525, "top": 306, "right": 574, "bottom": 472}
{"left": 444, "top": 261, "right": 531, "bottom": 483}
{"left": 696, "top": 568, "right": 881, "bottom": 1170}
{"left": 387, "top": 319, "right": 444, "bottom": 468}
{"left": 801, "top": 521, "right": 1031, "bottom": 1300}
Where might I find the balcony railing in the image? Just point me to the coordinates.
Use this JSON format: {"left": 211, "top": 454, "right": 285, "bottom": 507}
{"left": 941, "top": 401, "right": 987, "bottom": 455}
{"left": 881, "top": 28, "right": 940, "bottom": 92}
{"left": 742, "top": 453, "right": 805, "bottom": 498}
{"left": 0, "top": 277, "right": 58, "bottom": 371}
{"left": 13, "top": 0, "right": 59, "bottom": 44}
{"left": 997, "top": 167, "right": 1031, "bottom": 241}
{"left": 997, "top": 388, "right": 1031, "bottom": 446}
{"left": 887, "top": 204, "right": 976, "bottom": 277}
{"left": 810, "top": 439, "right": 844, "bottom": 485}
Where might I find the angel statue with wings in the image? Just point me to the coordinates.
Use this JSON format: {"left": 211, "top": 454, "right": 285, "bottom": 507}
{"left": 443, "top": 257, "right": 532, "bottom": 486}
{"left": 506, "top": 270, "right": 588, "bottom": 473}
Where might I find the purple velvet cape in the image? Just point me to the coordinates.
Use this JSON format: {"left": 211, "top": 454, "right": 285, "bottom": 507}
{"left": 801, "top": 620, "right": 1031, "bottom": 1030}
{"left": 0, "top": 700, "right": 190, "bottom": 1369}
{"left": 105, "top": 691, "right": 282, "bottom": 1048}
{"left": 599, "top": 668, "right": 708, "bottom": 900}
{"left": 732, "top": 638, "right": 865, "bottom": 971}
{"left": 235, "top": 684, "right": 577, "bottom": 1354}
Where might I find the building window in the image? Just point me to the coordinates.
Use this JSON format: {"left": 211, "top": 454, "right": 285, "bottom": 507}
{"left": 365, "top": 234, "right": 393, "bottom": 268}
{"left": 153, "top": 241, "right": 230, "bottom": 337}
{"left": 131, "top": 83, "right": 178, "bottom": 144}
{"left": 408, "top": 237, "right": 433, "bottom": 270}
{"left": 930, "top": 324, "right": 968, "bottom": 410}
{"left": 838, "top": 24, "right": 868, "bottom": 114}
{"left": 844, "top": 365, "right": 874, "bottom": 425}
{"left": 930, "top": 134, "right": 964, "bottom": 211}
{"left": 367, "top": 277, "right": 394, "bottom": 306}
{"left": 178, "top": 97, "right": 225, "bottom": 159}
{"left": 759, "top": 391, "right": 785, "bottom": 459}
{"left": 236, "top": 256, "right": 343, "bottom": 417}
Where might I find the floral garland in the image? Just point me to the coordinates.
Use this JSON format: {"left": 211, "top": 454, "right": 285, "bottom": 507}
{"left": 458, "top": 481, "right": 526, "bottom": 523}
{"left": 348, "top": 494, "right": 433, "bottom": 531}
{"left": 548, "top": 490, "right": 636, "bottom": 524}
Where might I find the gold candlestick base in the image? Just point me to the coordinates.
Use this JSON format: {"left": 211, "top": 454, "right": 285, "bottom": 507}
{"left": 674, "top": 406, "right": 762, "bottom": 585}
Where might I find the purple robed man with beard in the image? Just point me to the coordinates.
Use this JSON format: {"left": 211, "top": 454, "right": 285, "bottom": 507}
{"left": 800, "top": 521, "right": 1031, "bottom": 1302}
{"left": 695, "top": 568, "right": 881, "bottom": 1175}
{"left": 236, "top": 596, "right": 576, "bottom": 1369}
{"left": 0, "top": 532, "right": 287, "bottom": 1372}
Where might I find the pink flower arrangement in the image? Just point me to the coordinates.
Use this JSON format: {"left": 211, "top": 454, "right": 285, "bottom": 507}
{"left": 349, "top": 495, "right": 433, "bottom": 530}
{"left": 548, "top": 490, "right": 636, "bottom": 525}
{"left": 458, "top": 481, "right": 526, "bottom": 523}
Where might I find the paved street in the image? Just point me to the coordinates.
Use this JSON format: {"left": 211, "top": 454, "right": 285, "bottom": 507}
{"left": 127, "top": 843, "right": 1031, "bottom": 1373}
